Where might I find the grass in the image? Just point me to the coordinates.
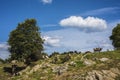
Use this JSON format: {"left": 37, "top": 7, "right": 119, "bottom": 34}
{"left": 0, "top": 50, "right": 120, "bottom": 80}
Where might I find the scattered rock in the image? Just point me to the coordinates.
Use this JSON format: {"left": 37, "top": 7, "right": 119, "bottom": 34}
{"left": 85, "top": 68, "right": 120, "bottom": 80}
{"left": 19, "top": 66, "right": 30, "bottom": 75}
{"left": 84, "top": 59, "right": 96, "bottom": 66}
{"left": 52, "top": 65, "right": 68, "bottom": 75}
{"left": 41, "top": 63, "right": 51, "bottom": 69}
{"left": 99, "top": 58, "right": 109, "bottom": 62}
{"left": 69, "top": 61, "right": 76, "bottom": 67}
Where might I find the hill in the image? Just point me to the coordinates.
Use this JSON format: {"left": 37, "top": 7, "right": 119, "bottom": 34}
{"left": 0, "top": 50, "right": 120, "bottom": 80}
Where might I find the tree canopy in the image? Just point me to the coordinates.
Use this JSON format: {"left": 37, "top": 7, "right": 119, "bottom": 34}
{"left": 8, "top": 19, "right": 44, "bottom": 61}
{"left": 110, "top": 24, "right": 120, "bottom": 49}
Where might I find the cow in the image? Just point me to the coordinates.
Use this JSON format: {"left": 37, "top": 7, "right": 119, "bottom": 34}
{"left": 93, "top": 48, "right": 102, "bottom": 53}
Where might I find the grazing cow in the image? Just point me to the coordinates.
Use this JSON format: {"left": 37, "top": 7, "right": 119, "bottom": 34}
{"left": 93, "top": 48, "right": 102, "bottom": 53}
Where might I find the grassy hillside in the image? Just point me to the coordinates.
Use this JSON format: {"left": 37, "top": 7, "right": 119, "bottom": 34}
{"left": 0, "top": 50, "right": 120, "bottom": 80}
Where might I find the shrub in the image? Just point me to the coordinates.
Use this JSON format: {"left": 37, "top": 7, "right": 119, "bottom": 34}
{"left": 61, "top": 54, "right": 71, "bottom": 63}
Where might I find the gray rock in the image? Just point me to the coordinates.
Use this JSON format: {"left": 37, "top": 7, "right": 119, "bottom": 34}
{"left": 99, "top": 58, "right": 109, "bottom": 62}
{"left": 69, "top": 61, "right": 76, "bottom": 67}
{"left": 52, "top": 65, "right": 68, "bottom": 75}
{"left": 84, "top": 59, "right": 96, "bottom": 66}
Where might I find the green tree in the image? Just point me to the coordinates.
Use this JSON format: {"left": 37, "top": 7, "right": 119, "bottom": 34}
{"left": 8, "top": 19, "right": 44, "bottom": 61}
{"left": 110, "top": 24, "right": 120, "bottom": 49}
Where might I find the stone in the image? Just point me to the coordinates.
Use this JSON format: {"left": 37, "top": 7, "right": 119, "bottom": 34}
{"left": 110, "top": 68, "right": 120, "bottom": 75}
{"left": 69, "top": 61, "right": 76, "bottom": 67}
{"left": 84, "top": 59, "right": 96, "bottom": 66}
{"left": 52, "top": 65, "right": 68, "bottom": 75}
{"left": 99, "top": 58, "right": 109, "bottom": 62}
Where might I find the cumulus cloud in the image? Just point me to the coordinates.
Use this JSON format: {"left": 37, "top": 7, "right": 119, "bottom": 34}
{"left": 59, "top": 16, "right": 107, "bottom": 32}
{"left": 41, "top": 0, "right": 52, "bottom": 4}
{"left": 43, "top": 25, "right": 114, "bottom": 54}
{"left": 42, "top": 36, "right": 60, "bottom": 47}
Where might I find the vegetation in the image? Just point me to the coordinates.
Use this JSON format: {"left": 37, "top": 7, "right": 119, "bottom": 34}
{"left": 110, "top": 23, "right": 120, "bottom": 49}
{"left": 0, "top": 50, "right": 120, "bottom": 80}
{"left": 1, "top": 20, "right": 120, "bottom": 80}
{"left": 8, "top": 19, "right": 44, "bottom": 62}
{"left": 0, "top": 58, "right": 5, "bottom": 63}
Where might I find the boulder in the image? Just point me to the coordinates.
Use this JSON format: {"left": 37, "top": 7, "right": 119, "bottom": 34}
{"left": 52, "top": 65, "right": 68, "bottom": 75}
{"left": 69, "top": 61, "right": 76, "bottom": 67}
{"left": 84, "top": 59, "right": 96, "bottom": 66}
{"left": 99, "top": 58, "right": 109, "bottom": 62}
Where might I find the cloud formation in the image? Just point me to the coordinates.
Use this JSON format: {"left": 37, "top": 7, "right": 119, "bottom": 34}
{"left": 43, "top": 36, "right": 60, "bottom": 47}
{"left": 43, "top": 28, "right": 113, "bottom": 54}
{"left": 0, "top": 42, "right": 10, "bottom": 60}
{"left": 83, "top": 7, "right": 120, "bottom": 16}
{"left": 41, "top": 0, "right": 52, "bottom": 4}
{"left": 59, "top": 16, "right": 107, "bottom": 32}
{"left": 0, "top": 42, "right": 9, "bottom": 50}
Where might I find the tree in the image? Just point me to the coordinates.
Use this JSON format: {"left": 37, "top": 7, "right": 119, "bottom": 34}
{"left": 8, "top": 19, "right": 44, "bottom": 61}
{"left": 110, "top": 24, "right": 120, "bottom": 49}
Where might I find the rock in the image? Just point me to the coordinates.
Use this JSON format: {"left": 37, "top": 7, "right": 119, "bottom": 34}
{"left": 69, "top": 61, "right": 76, "bottom": 67}
{"left": 92, "top": 57, "right": 99, "bottom": 61}
{"left": 29, "top": 64, "right": 41, "bottom": 74}
{"left": 19, "top": 66, "right": 30, "bottom": 75}
{"left": 99, "top": 58, "right": 109, "bottom": 62}
{"left": 110, "top": 68, "right": 120, "bottom": 75}
{"left": 41, "top": 63, "right": 51, "bottom": 69}
{"left": 33, "top": 64, "right": 41, "bottom": 71}
{"left": 108, "top": 71, "right": 116, "bottom": 78}
{"left": 84, "top": 59, "right": 96, "bottom": 66}
{"left": 84, "top": 68, "right": 120, "bottom": 80}
{"left": 117, "top": 62, "right": 120, "bottom": 66}
{"left": 94, "top": 71, "right": 103, "bottom": 80}
{"left": 52, "top": 65, "right": 68, "bottom": 75}
{"left": 40, "top": 76, "right": 48, "bottom": 80}
{"left": 11, "top": 60, "right": 18, "bottom": 64}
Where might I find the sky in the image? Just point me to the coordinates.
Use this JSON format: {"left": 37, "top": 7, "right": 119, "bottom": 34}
{"left": 0, "top": 0, "right": 120, "bottom": 59}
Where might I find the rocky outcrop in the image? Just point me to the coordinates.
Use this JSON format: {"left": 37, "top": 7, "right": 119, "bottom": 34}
{"left": 52, "top": 65, "right": 68, "bottom": 75}
{"left": 86, "top": 68, "right": 120, "bottom": 80}
{"left": 67, "top": 68, "right": 120, "bottom": 80}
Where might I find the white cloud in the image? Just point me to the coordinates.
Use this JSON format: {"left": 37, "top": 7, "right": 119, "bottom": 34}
{"left": 0, "top": 42, "right": 10, "bottom": 60}
{"left": 59, "top": 16, "right": 107, "bottom": 32}
{"left": 43, "top": 28, "right": 112, "bottom": 53}
{"left": 41, "top": 0, "right": 52, "bottom": 4}
{"left": 42, "top": 36, "right": 60, "bottom": 47}
{"left": 0, "top": 42, "right": 9, "bottom": 50}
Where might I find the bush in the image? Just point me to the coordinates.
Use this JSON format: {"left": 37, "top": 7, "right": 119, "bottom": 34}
{"left": 49, "top": 52, "right": 59, "bottom": 58}
{"left": 0, "top": 58, "right": 5, "bottom": 63}
{"left": 61, "top": 54, "right": 71, "bottom": 63}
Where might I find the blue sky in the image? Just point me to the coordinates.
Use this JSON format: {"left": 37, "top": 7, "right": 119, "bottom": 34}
{"left": 0, "top": 0, "right": 120, "bottom": 59}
